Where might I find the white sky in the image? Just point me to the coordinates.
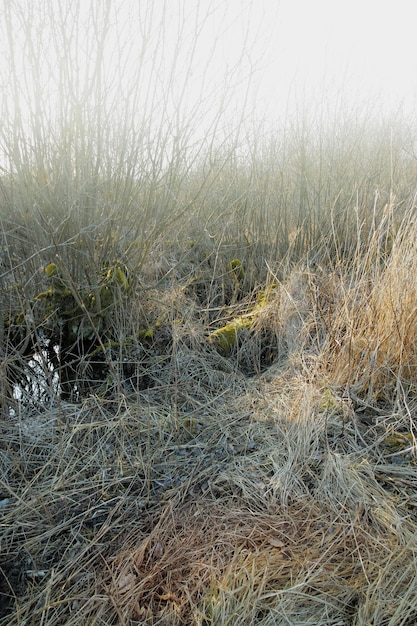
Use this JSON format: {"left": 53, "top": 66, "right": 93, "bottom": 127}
{"left": 202, "top": 0, "right": 417, "bottom": 123}
{"left": 1, "top": 0, "right": 417, "bottom": 147}
{"left": 259, "top": 0, "right": 417, "bottom": 117}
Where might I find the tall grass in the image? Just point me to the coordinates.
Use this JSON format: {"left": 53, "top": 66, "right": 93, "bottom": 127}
{"left": 1, "top": 1, "right": 417, "bottom": 624}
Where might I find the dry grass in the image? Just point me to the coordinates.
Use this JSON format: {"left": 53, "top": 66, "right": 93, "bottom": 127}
{"left": 318, "top": 206, "right": 417, "bottom": 404}
{"left": 2, "top": 237, "right": 417, "bottom": 624}
{"left": 1, "top": 4, "right": 417, "bottom": 624}
{"left": 3, "top": 207, "right": 417, "bottom": 625}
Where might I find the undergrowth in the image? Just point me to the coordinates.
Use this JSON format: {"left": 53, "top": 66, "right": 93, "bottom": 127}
{"left": 2, "top": 2, "right": 417, "bottom": 625}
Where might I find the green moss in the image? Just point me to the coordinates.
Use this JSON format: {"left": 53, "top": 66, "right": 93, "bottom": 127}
{"left": 137, "top": 327, "right": 155, "bottom": 340}
{"left": 93, "top": 261, "right": 132, "bottom": 313}
{"left": 209, "top": 316, "right": 252, "bottom": 355}
{"left": 44, "top": 262, "right": 57, "bottom": 277}
{"left": 230, "top": 258, "right": 245, "bottom": 283}
{"left": 208, "top": 282, "right": 280, "bottom": 356}
{"left": 383, "top": 433, "right": 414, "bottom": 449}
{"left": 101, "top": 261, "right": 130, "bottom": 290}
{"left": 256, "top": 283, "right": 277, "bottom": 306}
{"left": 34, "top": 286, "right": 72, "bottom": 301}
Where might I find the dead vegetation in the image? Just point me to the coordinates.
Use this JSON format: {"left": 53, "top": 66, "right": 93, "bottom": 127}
{"left": 1, "top": 4, "right": 417, "bottom": 622}
{"left": 2, "top": 216, "right": 417, "bottom": 625}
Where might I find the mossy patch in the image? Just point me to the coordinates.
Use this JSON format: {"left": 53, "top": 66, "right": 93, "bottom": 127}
{"left": 4, "top": 259, "right": 140, "bottom": 400}
{"left": 208, "top": 282, "right": 278, "bottom": 356}
{"left": 208, "top": 316, "right": 252, "bottom": 355}
{"left": 229, "top": 258, "right": 245, "bottom": 283}
{"left": 383, "top": 432, "right": 414, "bottom": 450}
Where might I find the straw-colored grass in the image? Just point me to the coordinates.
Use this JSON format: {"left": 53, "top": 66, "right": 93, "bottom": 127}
{"left": 2, "top": 2, "right": 417, "bottom": 624}
{"left": 2, "top": 345, "right": 417, "bottom": 625}
{"left": 3, "top": 194, "right": 417, "bottom": 626}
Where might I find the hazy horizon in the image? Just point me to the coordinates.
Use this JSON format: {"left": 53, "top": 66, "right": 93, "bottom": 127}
{"left": 1, "top": 0, "right": 416, "bottom": 154}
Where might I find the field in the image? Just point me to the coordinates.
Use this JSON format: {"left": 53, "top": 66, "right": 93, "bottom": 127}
{"left": 2, "top": 3, "right": 417, "bottom": 625}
